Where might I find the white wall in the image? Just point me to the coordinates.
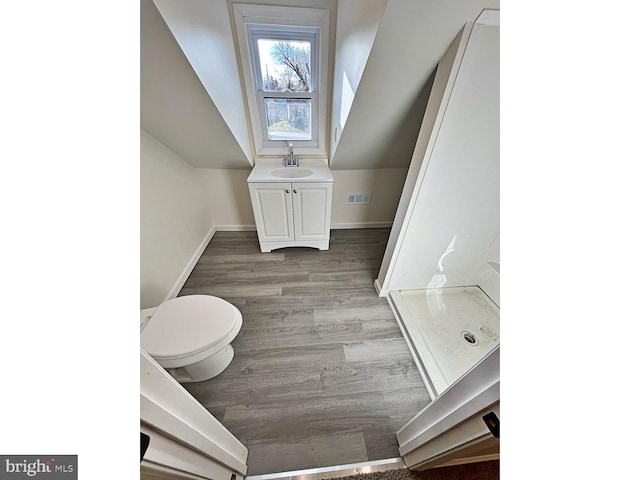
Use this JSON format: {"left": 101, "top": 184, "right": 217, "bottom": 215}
{"left": 200, "top": 167, "right": 408, "bottom": 230}
{"left": 331, "top": 0, "right": 500, "bottom": 170}
{"left": 383, "top": 21, "right": 500, "bottom": 292}
{"left": 331, "top": 169, "right": 406, "bottom": 228}
{"left": 152, "top": 0, "right": 254, "bottom": 163}
{"left": 331, "top": 0, "right": 388, "bottom": 158}
{"left": 140, "top": 349, "right": 248, "bottom": 477}
{"left": 141, "top": 130, "right": 260, "bottom": 308}
{"left": 141, "top": 129, "right": 406, "bottom": 307}
{"left": 377, "top": 28, "right": 464, "bottom": 290}
{"left": 141, "top": 0, "right": 250, "bottom": 169}
{"left": 141, "top": 130, "right": 217, "bottom": 308}
{"left": 199, "top": 169, "right": 255, "bottom": 229}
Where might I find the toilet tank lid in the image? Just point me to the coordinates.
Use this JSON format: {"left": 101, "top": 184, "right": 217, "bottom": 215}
{"left": 141, "top": 295, "right": 240, "bottom": 358}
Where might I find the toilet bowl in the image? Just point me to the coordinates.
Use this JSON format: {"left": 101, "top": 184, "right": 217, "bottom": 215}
{"left": 140, "top": 295, "right": 242, "bottom": 383}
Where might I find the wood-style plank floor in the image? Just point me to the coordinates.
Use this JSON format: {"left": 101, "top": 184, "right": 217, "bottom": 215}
{"left": 178, "top": 229, "right": 431, "bottom": 475}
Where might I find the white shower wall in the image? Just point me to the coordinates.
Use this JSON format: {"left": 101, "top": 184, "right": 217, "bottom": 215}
{"left": 376, "top": 14, "right": 500, "bottom": 399}
{"left": 377, "top": 19, "right": 500, "bottom": 294}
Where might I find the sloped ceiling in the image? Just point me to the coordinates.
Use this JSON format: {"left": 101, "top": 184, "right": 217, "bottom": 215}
{"left": 330, "top": 0, "right": 500, "bottom": 170}
{"left": 141, "top": 0, "right": 499, "bottom": 171}
{"left": 140, "top": 0, "right": 251, "bottom": 168}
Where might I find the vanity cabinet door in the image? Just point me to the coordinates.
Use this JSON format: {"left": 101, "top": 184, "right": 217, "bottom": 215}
{"left": 248, "top": 182, "right": 295, "bottom": 242}
{"left": 292, "top": 182, "right": 333, "bottom": 241}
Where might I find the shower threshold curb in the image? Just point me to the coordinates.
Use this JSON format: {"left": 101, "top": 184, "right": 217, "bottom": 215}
{"left": 245, "top": 458, "right": 406, "bottom": 480}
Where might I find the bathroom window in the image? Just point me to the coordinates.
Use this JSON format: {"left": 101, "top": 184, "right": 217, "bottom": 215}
{"left": 234, "top": 4, "right": 329, "bottom": 157}
{"left": 251, "top": 29, "right": 316, "bottom": 142}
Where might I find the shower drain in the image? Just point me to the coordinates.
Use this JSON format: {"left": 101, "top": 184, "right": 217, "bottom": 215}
{"left": 461, "top": 331, "right": 478, "bottom": 346}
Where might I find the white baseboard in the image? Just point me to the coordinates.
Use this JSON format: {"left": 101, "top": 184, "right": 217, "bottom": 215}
{"left": 164, "top": 225, "right": 257, "bottom": 302}
{"left": 214, "top": 225, "right": 257, "bottom": 232}
{"left": 164, "top": 225, "right": 217, "bottom": 302}
{"left": 331, "top": 221, "right": 393, "bottom": 229}
{"left": 373, "top": 278, "right": 389, "bottom": 297}
{"left": 164, "top": 223, "right": 387, "bottom": 303}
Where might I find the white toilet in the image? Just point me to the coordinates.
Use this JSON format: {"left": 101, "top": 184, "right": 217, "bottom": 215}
{"left": 140, "top": 295, "right": 242, "bottom": 383}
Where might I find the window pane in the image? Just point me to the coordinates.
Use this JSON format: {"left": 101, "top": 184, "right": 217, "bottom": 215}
{"left": 257, "top": 39, "right": 311, "bottom": 92}
{"left": 264, "top": 98, "right": 312, "bottom": 140}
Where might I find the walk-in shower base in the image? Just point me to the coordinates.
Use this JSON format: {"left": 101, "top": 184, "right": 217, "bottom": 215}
{"left": 389, "top": 286, "right": 499, "bottom": 397}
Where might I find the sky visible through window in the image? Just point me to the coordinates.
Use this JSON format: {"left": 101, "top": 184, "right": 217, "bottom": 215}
{"left": 258, "top": 39, "right": 310, "bottom": 93}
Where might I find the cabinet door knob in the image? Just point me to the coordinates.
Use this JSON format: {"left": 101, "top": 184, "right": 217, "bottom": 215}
{"left": 286, "top": 189, "right": 290, "bottom": 194}
{"left": 293, "top": 189, "right": 298, "bottom": 193}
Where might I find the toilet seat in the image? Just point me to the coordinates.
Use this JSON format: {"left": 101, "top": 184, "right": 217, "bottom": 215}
{"left": 141, "top": 295, "right": 241, "bottom": 362}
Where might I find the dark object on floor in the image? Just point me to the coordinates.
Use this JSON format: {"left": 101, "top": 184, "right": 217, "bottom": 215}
{"left": 140, "top": 432, "right": 150, "bottom": 462}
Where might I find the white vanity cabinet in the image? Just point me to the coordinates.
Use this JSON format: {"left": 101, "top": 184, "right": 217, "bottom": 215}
{"left": 247, "top": 160, "right": 334, "bottom": 252}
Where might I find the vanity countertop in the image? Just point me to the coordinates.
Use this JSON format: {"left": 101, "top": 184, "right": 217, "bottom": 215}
{"left": 247, "top": 158, "right": 334, "bottom": 183}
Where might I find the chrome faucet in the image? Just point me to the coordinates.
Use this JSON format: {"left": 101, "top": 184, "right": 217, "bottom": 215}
{"left": 284, "top": 143, "right": 299, "bottom": 167}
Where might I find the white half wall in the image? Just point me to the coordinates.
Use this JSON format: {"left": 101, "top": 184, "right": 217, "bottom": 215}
{"left": 141, "top": 130, "right": 217, "bottom": 309}
{"left": 330, "top": 169, "right": 407, "bottom": 228}
{"left": 200, "top": 167, "right": 408, "bottom": 231}
{"left": 199, "top": 168, "right": 255, "bottom": 229}
{"left": 141, "top": 129, "right": 405, "bottom": 307}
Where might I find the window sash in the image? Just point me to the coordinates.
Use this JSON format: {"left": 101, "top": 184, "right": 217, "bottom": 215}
{"left": 257, "top": 91, "right": 316, "bottom": 142}
{"left": 248, "top": 26, "right": 318, "bottom": 94}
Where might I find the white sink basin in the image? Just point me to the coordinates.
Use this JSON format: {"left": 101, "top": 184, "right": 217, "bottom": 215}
{"left": 269, "top": 167, "right": 314, "bottom": 179}
{"left": 248, "top": 160, "right": 333, "bottom": 183}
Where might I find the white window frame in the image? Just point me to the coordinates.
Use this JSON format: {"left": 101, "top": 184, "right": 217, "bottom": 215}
{"left": 248, "top": 26, "right": 318, "bottom": 145}
{"left": 233, "top": 4, "right": 329, "bottom": 158}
